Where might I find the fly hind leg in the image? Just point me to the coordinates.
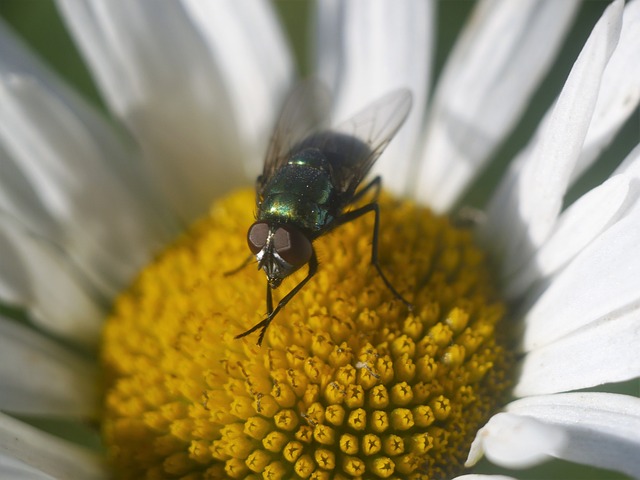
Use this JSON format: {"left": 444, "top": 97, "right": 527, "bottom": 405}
{"left": 336, "top": 200, "right": 413, "bottom": 310}
{"left": 350, "top": 176, "right": 382, "bottom": 205}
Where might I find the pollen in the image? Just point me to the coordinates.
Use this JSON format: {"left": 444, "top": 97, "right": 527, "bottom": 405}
{"left": 101, "top": 189, "right": 512, "bottom": 479}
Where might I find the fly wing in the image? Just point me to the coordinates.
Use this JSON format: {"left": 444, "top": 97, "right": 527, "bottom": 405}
{"left": 258, "top": 80, "right": 332, "bottom": 196}
{"left": 329, "top": 89, "right": 412, "bottom": 196}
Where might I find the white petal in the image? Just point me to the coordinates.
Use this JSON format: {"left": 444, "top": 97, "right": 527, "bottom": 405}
{"left": 614, "top": 140, "right": 640, "bottom": 177}
{"left": 0, "top": 141, "right": 58, "bottom": 240}
{"left": 515, "top": 304, "right": 640, "bottom": 395}
{"left": 573, "top": 0, "right": 640, "bottom": 181}
{"left": 314, "top": 0, "right": 434, "bottom": 195}
{"left": 466, "top": 412, "right": 567, "bottom": 469}
{"left": 483, "top": 0, "right": 624, "bottom": 275}
{"left": 415, "top": 0, "right": 580, "bottom": 212}
{"left": 0, "top": 18, "right": 168, "bottom": 213}
{"left": 0, "top": 21, "right": 175, "bottom": 296}
{"left": 0, "top": 413, "right": 107, "bottom": 479}
{"left": 521, "top": 201, "right": 640, "bottom": 351}
{"left": 314, "top": 0, "right": 341, "bottom": 92}
{"left": 534, "top": 174, "right": 631, "bottom": 269}
{"left": 0, "top": 214, "right": 103, "bottom": 348}
{"left": 182, "top": 0, "right": 294, "bottom": 175}
{"left": 506, "top": 393, "right": 640, "bottom": 478}
{"left": 503, "top": 173, "right": 631, "bottom": 299}
{"left": 0, "top": 75, "right": 171, "bottom": 297}
{"left": 56, "top": 0, "right": 263, "bottom": 219}
{"left": 0, "top": 454, "right": 54, "bottom": 480}
{"left": 0, "top": 317, "right": 98, "bottom": 417}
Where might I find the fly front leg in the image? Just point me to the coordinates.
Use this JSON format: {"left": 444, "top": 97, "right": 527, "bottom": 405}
{"left": 235, "top": 282, "right": 274, "bottom": 343}
{"left": 336, "top": 202, "right": 413, "bottom": 310}
{"left": 266, "top": 281, "right": 274, "bottom": 314}
{"left": 223, "top": 254, "right": 254, "bottom": 276}
{"left": 235, "top": 249, "right": 319, "bottom": 346}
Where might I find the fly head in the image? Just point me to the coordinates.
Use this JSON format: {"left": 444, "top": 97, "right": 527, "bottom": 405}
{"left": 247, "top": 221, "right": 312, "bottom": 288}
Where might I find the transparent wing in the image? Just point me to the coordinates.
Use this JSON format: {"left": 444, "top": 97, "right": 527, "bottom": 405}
{"left": 334, "top": 89, "right": 412, "bottom": 194}
{"left": 258, "top": 79, "right": 332, "bottom": 195}
{"left": 299, "top": 89, "right": 413, "bottom": 196}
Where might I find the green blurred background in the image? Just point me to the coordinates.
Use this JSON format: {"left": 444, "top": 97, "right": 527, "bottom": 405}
{"left": 0, "top": 1, "right": 637, "bottom": 479}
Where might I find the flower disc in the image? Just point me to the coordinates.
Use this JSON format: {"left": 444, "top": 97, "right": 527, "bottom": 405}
{"left": 102, "top": 189, "right": 512, "bottom": 479}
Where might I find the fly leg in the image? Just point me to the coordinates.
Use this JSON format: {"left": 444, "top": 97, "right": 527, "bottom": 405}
{"left": 350, "top": 176, "right": 381, "bottom": 204}
{"left": 224, "top": 254, "right": 254, "bottom": 276}
{"left": 235, "top": 282, "right": 273, "bottom": 342}
{"left": 235, "top": 249, "right": 319, "bottom": 346}
{"left": 335, "top": 201, "right": 413, "bottom": 310}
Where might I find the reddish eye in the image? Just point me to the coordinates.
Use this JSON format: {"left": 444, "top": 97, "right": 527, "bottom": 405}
{"left": 247, "top": 222, "right": 269, "bottom": 254}
{"left": 273, "top": 225, "right": 312, "bottom": 267}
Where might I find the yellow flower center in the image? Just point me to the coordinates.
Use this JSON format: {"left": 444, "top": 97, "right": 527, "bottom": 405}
{"left": 101, "top": 189, "right": 512, "bottom": 479}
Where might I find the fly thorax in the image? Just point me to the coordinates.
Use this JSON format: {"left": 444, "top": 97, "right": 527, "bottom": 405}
{"left": 261, "top": 192, "right": 333, "bottom": 232}
{"left": 259, "top": 153, "right": 336, "bottom": 232}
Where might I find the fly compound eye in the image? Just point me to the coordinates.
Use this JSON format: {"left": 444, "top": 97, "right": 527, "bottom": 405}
{"left": 273, "top": 225, "right": 312, "bottom": 267}
{"left": 247, "top": 222, "right": 269, "bottom": 255}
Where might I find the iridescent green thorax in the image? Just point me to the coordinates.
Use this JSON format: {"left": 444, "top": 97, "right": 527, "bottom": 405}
{"left": 258, "top": 149, "right": 337, "bottom": 233}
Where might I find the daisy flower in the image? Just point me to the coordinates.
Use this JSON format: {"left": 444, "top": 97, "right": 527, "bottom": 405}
{"left": 1, "top": 0, "right": 639, "bottom": 479}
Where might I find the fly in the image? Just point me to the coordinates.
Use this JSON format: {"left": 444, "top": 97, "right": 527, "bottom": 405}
{"left": 232, "top": 81, "right": 413, "bottom": 345}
